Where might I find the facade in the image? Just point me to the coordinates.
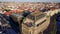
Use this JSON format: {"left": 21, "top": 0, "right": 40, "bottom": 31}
{"left": 22, "top": 11, "right": 50, "bottom": 34}
{"left": 10, "top": 13, "right": 23, "bottom": 23}
{"left": 10, "top": 13, "right": 24, "bottom": 34}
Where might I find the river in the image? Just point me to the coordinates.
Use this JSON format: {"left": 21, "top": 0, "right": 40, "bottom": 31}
{"left": 56, "top": 15, "right": 60, "bottom": 34}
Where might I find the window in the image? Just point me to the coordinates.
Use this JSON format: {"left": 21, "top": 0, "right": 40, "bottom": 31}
{"left": 27, "top": 13, "right": 46, "bottom": 21}
{"left": 31, "top": 16, "right": 35, "bottom": 20}
{"left": 23, "top": 22, "right": 33, "bottom": 27}
{"left": 37, "top": 19, "right": 46, "bottom": 27}
{"left": 28, "top": 15, "right": 35, "bottom": 20}
{"left": 36, "top": 14, "right": 45, "bottom": 20}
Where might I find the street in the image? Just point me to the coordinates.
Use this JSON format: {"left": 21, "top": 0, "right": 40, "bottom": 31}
{"left": 0, "top": 14, "right": 20, "bottom": 34}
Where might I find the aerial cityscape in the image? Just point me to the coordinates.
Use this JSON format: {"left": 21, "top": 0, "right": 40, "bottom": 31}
{"left": 0, "top": 2, "right": 60, "bottom": 34}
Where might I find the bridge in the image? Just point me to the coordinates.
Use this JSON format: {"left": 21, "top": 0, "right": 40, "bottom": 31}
{"left": 46, "top": 9, "right": 60, "bottom": 17}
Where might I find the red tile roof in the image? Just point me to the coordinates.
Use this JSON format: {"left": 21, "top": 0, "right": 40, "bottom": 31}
{"left": 4, "top": 12, "right": 11, "bottom": 16}
{"left": 11, "top": 9, "right": 24, "bottom": 13}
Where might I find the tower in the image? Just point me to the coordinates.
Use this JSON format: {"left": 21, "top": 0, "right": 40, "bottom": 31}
{"left": 22, "top": 11, "right": 50, "bottom": 34}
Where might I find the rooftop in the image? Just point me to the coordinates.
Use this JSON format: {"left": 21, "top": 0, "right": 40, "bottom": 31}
{"left": 26, "top": 11, "right": 46, "bottom": 21}
{"left": 28, "top": 11, "right": 43, "bottom": 17}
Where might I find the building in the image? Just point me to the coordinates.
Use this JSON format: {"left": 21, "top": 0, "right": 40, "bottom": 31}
{"left": 10, "top": 13, "right": 24, "bottom": 23}
{"left": 10, "top": 13, "right": 24, "bottom": 34}
{"left": 22, "top": 11, "right": 50, "bottom": 34}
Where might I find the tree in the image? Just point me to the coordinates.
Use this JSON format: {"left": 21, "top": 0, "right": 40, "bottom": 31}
{"left": 4, "top": 9, "right": 11, "bottom": 12}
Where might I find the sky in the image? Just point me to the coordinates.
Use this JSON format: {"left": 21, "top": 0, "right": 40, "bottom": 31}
{"left": 0, "top": 0, "right": 60, "bottom": 2}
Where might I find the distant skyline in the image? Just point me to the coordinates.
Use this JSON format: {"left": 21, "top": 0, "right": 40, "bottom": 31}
{"left": 0, "top": 0, "right": 60, "bottom": 2}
